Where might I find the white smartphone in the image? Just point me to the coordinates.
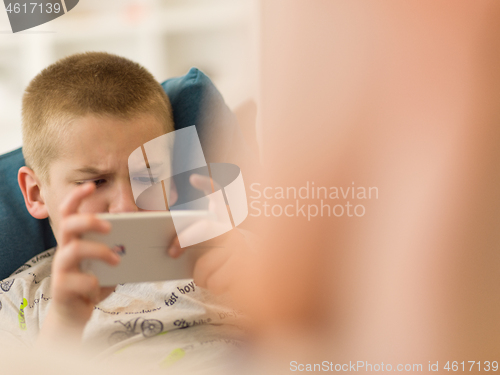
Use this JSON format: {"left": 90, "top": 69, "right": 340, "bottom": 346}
{"left": 81, "top": 211, "right": 212, "bottom": 286}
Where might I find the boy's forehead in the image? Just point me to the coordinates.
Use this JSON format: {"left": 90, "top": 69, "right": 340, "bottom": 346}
{"left": 51, "top": 114, "right": 168, "bottom": 174}
{"left": 64, "top": 114, "right": 165, "bottom": 146}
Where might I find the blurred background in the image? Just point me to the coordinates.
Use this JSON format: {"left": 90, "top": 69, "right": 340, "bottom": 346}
{"left": 0, "top": 0, "right": 259, "bottom": 154}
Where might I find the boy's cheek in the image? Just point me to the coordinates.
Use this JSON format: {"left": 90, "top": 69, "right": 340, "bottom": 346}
{"left": 77, "top": 198, "right": 109, "bottom": 214}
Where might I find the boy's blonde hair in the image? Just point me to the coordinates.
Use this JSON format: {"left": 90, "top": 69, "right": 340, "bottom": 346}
{"left": 22, "top": 52, "right": 174, "bottom": 182}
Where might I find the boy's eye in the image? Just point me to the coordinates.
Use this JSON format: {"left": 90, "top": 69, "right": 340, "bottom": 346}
{"left": 93, "top": 179, "right": 106, "bottom": 187}
{"left": 75, "top": 179, "right": 107, "bottom": 187}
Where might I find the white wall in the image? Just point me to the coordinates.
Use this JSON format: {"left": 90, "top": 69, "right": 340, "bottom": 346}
{"left": 0, "top": 0, "right": 258, "bottom": 154}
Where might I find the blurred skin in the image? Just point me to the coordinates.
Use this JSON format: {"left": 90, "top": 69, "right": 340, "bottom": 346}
{"left": 232, "top": 0, "right": 500, "bottom": 372}
{"left": 18, "top": 113, "right": 239, "bottom": 347}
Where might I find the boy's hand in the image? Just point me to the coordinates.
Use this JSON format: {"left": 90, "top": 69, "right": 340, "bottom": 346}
{"left": 39, "top": 183, "right": 120, "bottom": 345}
{"left": 168, "top": 174, "right": 248, "bottom": 295}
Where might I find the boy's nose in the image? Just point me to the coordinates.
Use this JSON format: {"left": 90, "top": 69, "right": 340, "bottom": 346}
{"left": 108, "top": 183, "right": 140, "bottom": 213}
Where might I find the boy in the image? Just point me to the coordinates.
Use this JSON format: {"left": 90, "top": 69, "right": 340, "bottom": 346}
{"left": 0, "top": 52, "right": 244, "bottom": 369}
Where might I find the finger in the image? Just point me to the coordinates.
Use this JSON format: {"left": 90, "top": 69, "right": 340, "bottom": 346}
{"left": 59, "top": 213, "right": 111, "bottom": 246}
{"left": 193, "top": 247, "right": 235, "bottom": 295}
{"left": 53, "top": 239, "right": 120, "bottom": 273}
{"left": 59, "top": 182, "right": 96, "bottom": 218}
{"left": 189, "top": 174, "right": 220, "bottom": 194}
{"left": 193, "top": 230, "right": 248, "bottom": 294}
{"left": 51, "top": 272, "right": 101, "bottom": 305}
{"left": 168, "top": 235, "right": 181, "bottom": 257}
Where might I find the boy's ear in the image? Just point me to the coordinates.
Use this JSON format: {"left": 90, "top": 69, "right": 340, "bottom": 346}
{"left": 18, "top": 166, "right": 49, "bottom": 219}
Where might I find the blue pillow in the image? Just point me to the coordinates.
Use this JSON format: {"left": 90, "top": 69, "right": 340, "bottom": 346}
{"left": 0, "top": 148, "right": 56, "bottom": 279}
{"left": 162, "top": 67, "right": 254, "bottom": 207}
{"left": 0, "top": 67, "right": 253, "bottom": 280}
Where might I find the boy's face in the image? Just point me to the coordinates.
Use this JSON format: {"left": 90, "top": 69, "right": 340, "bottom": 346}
{"left": 39, "top": 114, "right": 167, "bottom": 241}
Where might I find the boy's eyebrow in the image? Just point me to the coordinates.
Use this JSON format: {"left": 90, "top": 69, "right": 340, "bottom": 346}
{"left": 73, "top": 166, "right": 111, "bottom": 175}
{"left": 75, "top": 162, "right": 166, "bottom": 175}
